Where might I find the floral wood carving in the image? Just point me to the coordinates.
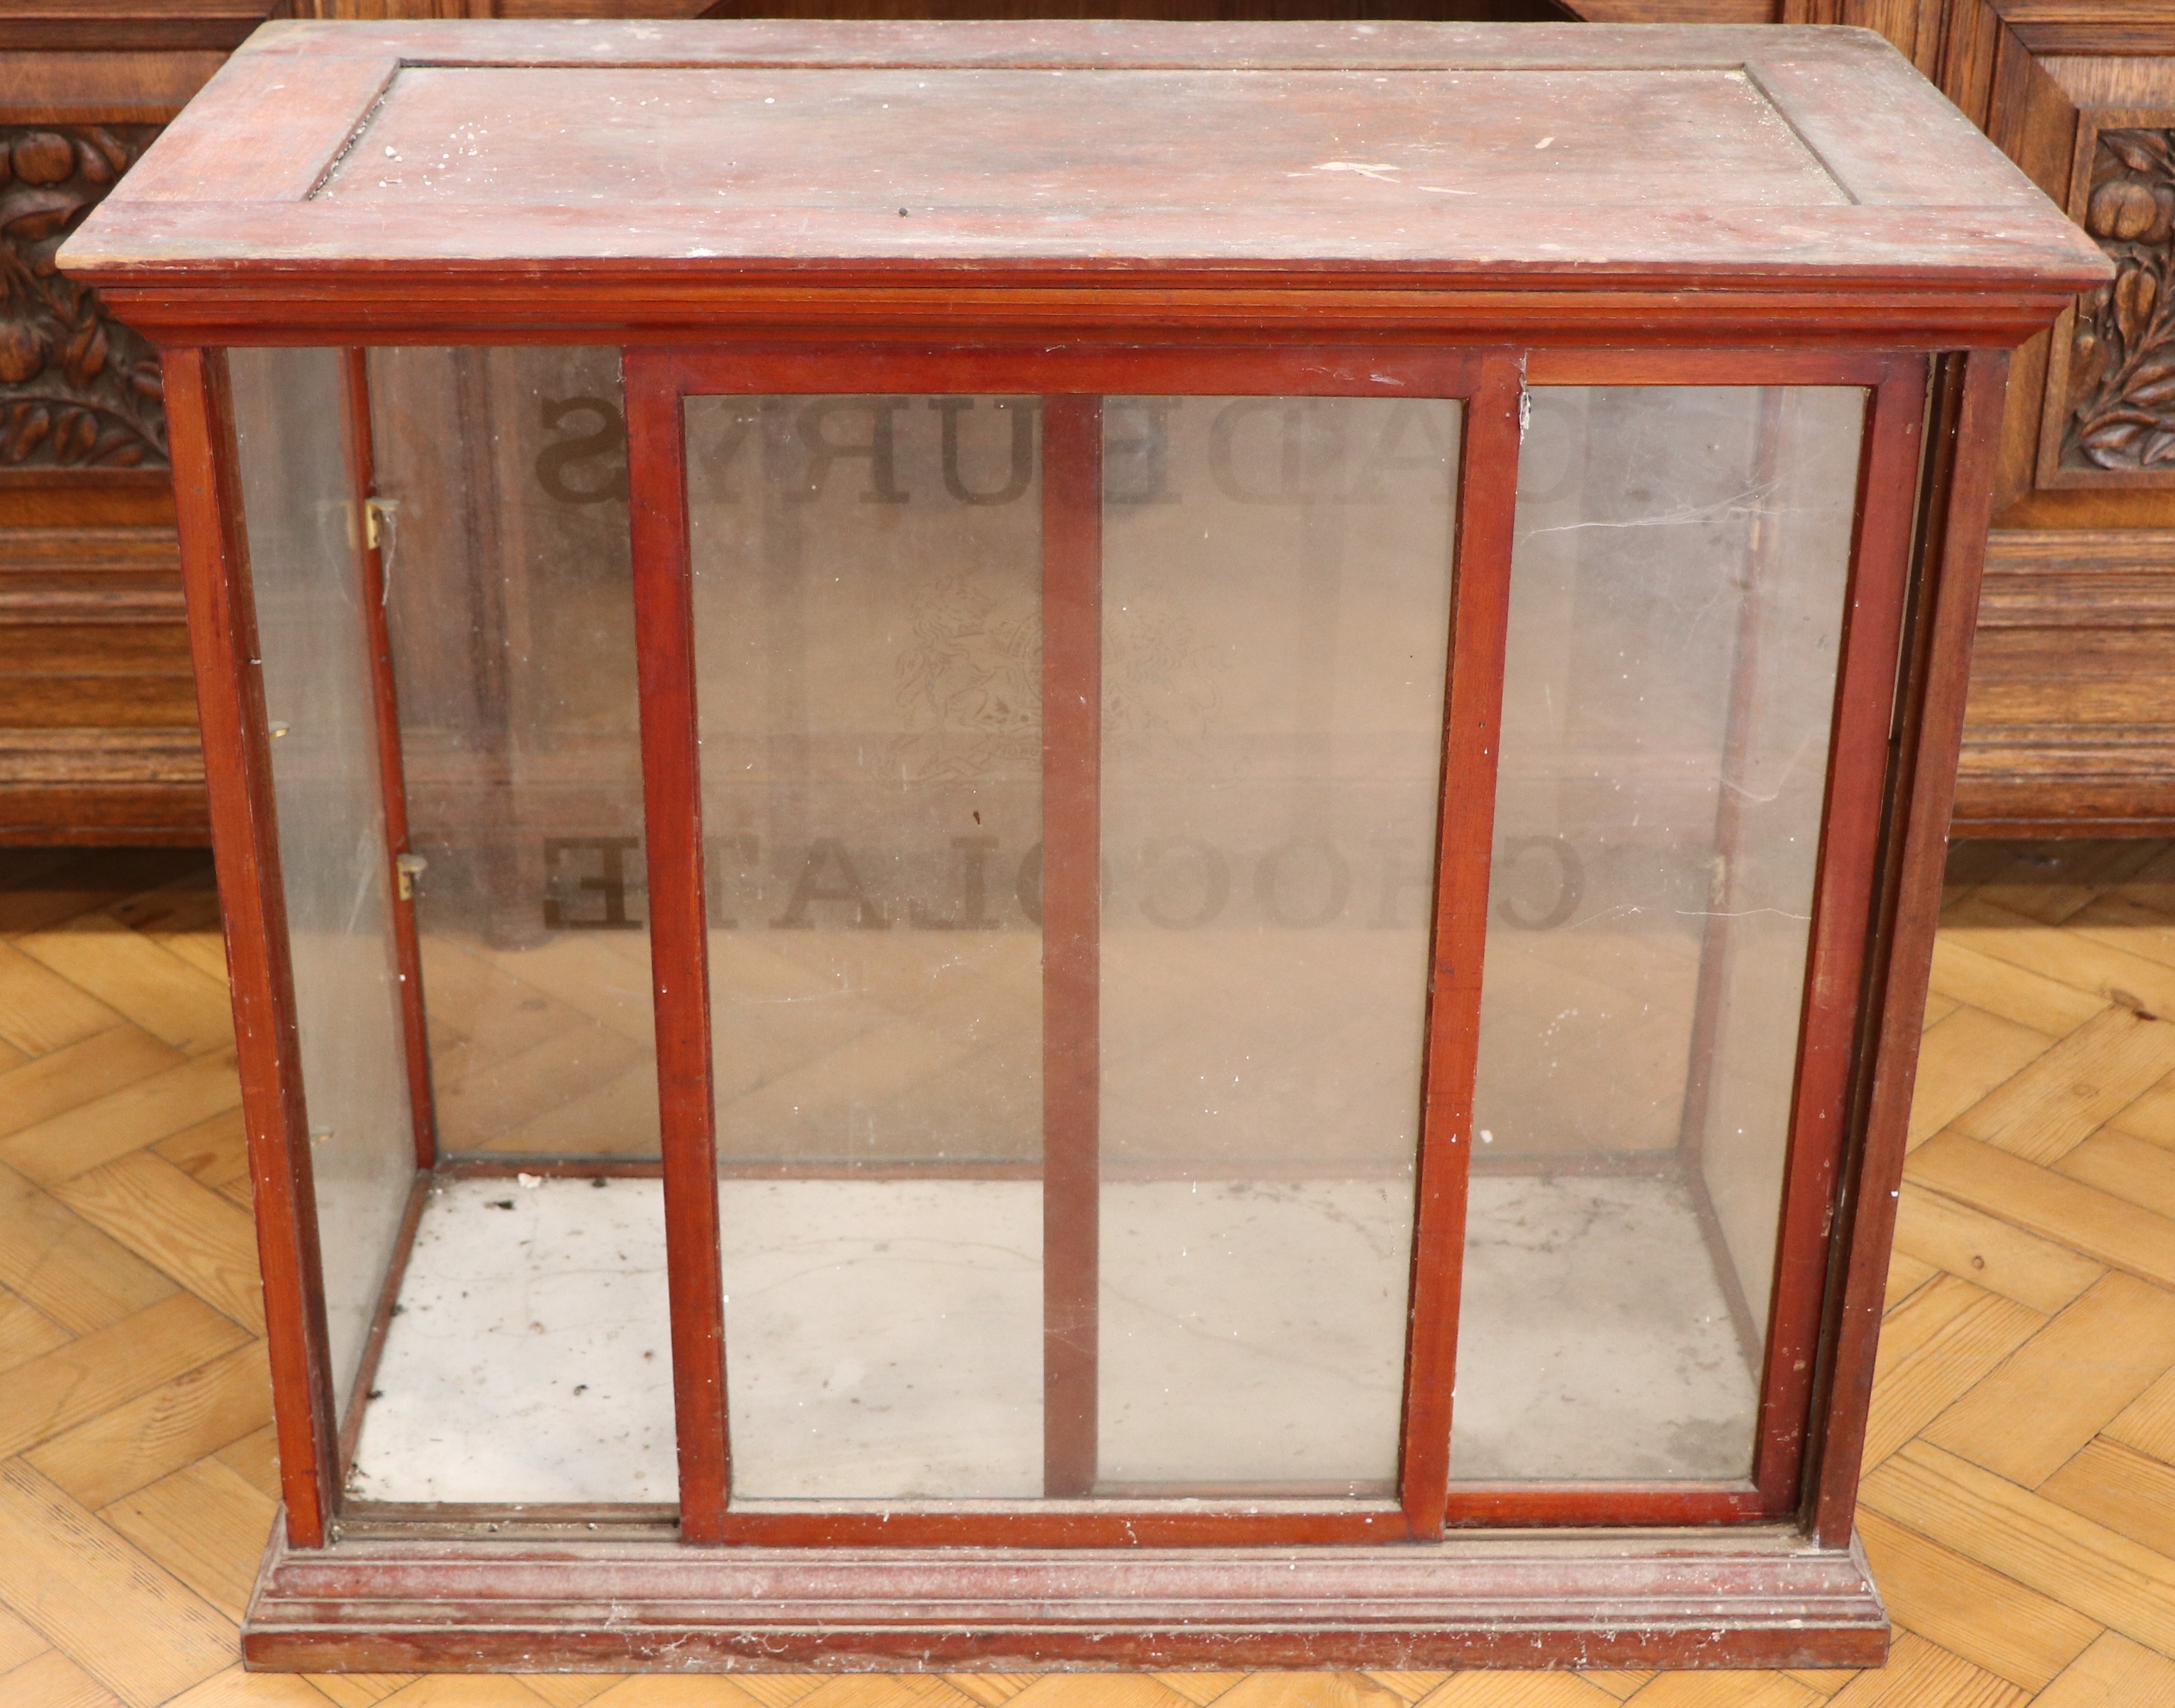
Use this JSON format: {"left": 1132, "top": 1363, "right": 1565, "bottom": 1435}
{"left": 2063, "top": 128, "right": 2175, "bottom": 473}
{"left": 0, "top": 125, "right": 167, "bottom": 472}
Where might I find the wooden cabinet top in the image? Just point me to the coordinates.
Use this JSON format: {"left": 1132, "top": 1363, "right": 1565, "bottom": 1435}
{"left": 60, "top": 20, "right": 2109, "bottom": 343}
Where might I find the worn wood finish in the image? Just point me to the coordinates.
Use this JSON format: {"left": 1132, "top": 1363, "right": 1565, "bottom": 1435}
{"left": 1402, "top": 352, "right": 1520, "bottom": 1537}
{"left": 60, "top": 25, "right": 2106, "bottom": 349}
{"left": 1812, "top": 350, "right": 2012, "bottom": 1547}
{"left": 650, "top": 344, "right": 1479, "bottom": 396}
{"left": 712, "top": 1506, "right": 1415, "bottom": 1548}
{"left": 1039, "top": 393, "right": 1101, "bottom": 1501}
{"left": 239, "top": 1523, "right": 1887, "bottom": 1672}
{"left": 1751, "top": 357, "right": 1931, "bottom": 1510}
{"left": 622, "top": 347, "right": 730, "bottom": 1545}
{"left": 160, "top": 346, "right": 337, "bottom": 1549}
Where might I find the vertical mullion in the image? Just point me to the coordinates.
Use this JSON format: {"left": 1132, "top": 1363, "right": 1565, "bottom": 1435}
{"left": 624, "top": 350, "right": 730, "bottom": 1542}
{"left": 339, "top": 347, "right": 436, "bottom": 1170}
{"left": 1041, "top": 394, "right": 1103, "bottom": 1499}
{"left": 1400, "top": 353, "right": 1525, "bottom": 1537}
{"left": 1750, "top": 360, "right": 1928, "bottom": 1509}
{"left": 165, "top": 345, "right": 340, "bottom": 1548}
{"left": 1810, "top": 353, "right": 1991, "bottom": 1547}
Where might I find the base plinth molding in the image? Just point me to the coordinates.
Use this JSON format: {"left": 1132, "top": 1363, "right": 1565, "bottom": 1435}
{"left": 244, "top": 1520, "right": 1888, "bottom": 1673}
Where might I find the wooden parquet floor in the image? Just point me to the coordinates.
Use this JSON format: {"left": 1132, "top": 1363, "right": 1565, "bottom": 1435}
{"left": 7, "top": 840, "right": 2175, "bottom": 1707}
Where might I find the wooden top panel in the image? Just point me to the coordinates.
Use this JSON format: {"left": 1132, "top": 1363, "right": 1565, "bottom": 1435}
{"left": 318, "top": 66, "right": 1849, "bottom": 214}
{"left": 58, "top": 20, "right": 2110, "bottom": 341}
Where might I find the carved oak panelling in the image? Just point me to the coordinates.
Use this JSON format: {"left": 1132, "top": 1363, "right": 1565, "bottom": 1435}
{"left": 2059, "top": 128, "right": 2175, "bottom": 474}
{"left": 0, "top": 124, "right": 166, "bottom": 472}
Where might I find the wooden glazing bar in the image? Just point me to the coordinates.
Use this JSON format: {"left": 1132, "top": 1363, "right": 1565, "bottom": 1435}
{"left": 714, "top": 1504, "right": 1410, "bottom": 1548}
{"left": 1522, "top": 349, "right": 1896, "bottom": 387}
{"left": 164, "top": 345, "right": 340, "bottom": 1548}
{"left": 622, "top": 348, "right": 731, "bottom": 1543}
{"left": 1810, "top": 350, "right": 2009, "bottom": 1547}
{"left": 339, "top": 346, "right": 437, "bottom": 1171}
{"left": 1751, "top": 357, "right": 1928, "bottom": 1511}
{"left": 656, "top": 345, "right": 1478, "bottom": 401}
{"left": 1040, "top": 393, "right": 1102, "bottom": 1499}
{"left": 1399, "top": 350, "right": 1526, "bottom": 1537}
{"left": 1443, "top": 1483, "right": 1767, "bottom": 1528}
{"left": 336, "top": 1503, "right": 678, "bottom": 1532}
{"left": 438, "top": 1157, "right": 667, "bottom": 1180}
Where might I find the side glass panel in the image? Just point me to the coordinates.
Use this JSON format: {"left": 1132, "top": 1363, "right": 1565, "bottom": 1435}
{"left": 357, "top": 347, "right": 674, "bottom": 1505}
{"left": 687, "top": 393, "right": 1456, "bottom": 1501}
{"left": 374, "top": 347, "right": 655, "bottom": 1165}
{"left": 229, "top": 346, "right": 415, "bottom": 1419}
{"left": 1452, "top": 385, "right": 1865, "bottom": 1482}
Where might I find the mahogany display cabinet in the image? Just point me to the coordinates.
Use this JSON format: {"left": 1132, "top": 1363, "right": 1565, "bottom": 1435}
{"left": 58, "top": 17, "right": 2105, "bottom": 1675}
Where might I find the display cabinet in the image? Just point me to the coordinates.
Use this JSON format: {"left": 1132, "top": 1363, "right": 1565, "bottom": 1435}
{"left": 59, "top": 17, "right": 2105, "bottom": 1674}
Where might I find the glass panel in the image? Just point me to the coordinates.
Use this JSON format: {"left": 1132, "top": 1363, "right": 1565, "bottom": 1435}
{"left": 1096, "top": 397, "right": 1457, "bottom": 1493}
{"left": 691, "top": 395, "right": 1045, "bottom": 1499}
{"left": 229, "top": 346, "right": 415, "bottom": 1418}
{"left": 1452, "top": 384, "right": 1865, "bottom": 1482}
{"left": 373, "top": 347, "right": 656, "bottom": 1163}
{"left": 353, "top": 347, "right": 674, "bottom": 1505}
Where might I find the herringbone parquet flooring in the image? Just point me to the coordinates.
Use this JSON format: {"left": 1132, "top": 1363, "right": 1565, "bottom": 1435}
{"left": 5, "top": 840, "right": 2175, "bottom": 1707}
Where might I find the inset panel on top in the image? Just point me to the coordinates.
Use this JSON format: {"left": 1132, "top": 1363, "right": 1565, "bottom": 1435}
{"left": 318, "top": 67, "right": 1845, "bottom": 213}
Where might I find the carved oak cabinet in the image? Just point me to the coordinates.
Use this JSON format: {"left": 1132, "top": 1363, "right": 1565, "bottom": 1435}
{"left": 60, "top": 18, "right": 2101, "bottom": 1674}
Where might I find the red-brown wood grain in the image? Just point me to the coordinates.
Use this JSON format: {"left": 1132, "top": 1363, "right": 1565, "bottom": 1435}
{"left": 164, "top": 344, "right": 340, "bottom": 1549}
{"left": 650, "top": 345, "right": 1478, "bottom": 398}
{"left": 59, "top": 24, "right": 2106, "bottom": 347}
{"left": 1809, "top": 350, "right": 2011, "bottom": 1548}
{"left": 1750, "top": 357, "right": 1928, "bottom": 1512}
{"left": 239, "top": 1519, "right": 1886, "bottom": 1672}
{"left": 623, "top": 348, "right": 731, "bottom": 1544}
{"left": 1400, "top": 351, "right": 1520, "bottom": 1538}
{"left": 1039, "top": 393, "right": 1101, "bottom": 1500}
{"left": 713, "top": 1506, "right": 1413, "bottom": 1548}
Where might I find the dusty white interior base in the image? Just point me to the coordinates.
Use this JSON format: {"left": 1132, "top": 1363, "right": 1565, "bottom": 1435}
{"left": 1450, "top": 1171, "right": 1761, "bottom": 1481}
{"left": 347, "top": 1176, "right": 677, "bottom": 1505}
{"left": 719, "top": 1176, "right": 1414, "bottom": 1499}
{"left": 350, "top": 1169, "right": 1757, "bottom": 1505}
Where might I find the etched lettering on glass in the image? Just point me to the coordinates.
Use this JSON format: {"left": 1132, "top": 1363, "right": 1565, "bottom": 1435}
{"left": 533, "top": 396, "right": 628, "bottom": 502}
